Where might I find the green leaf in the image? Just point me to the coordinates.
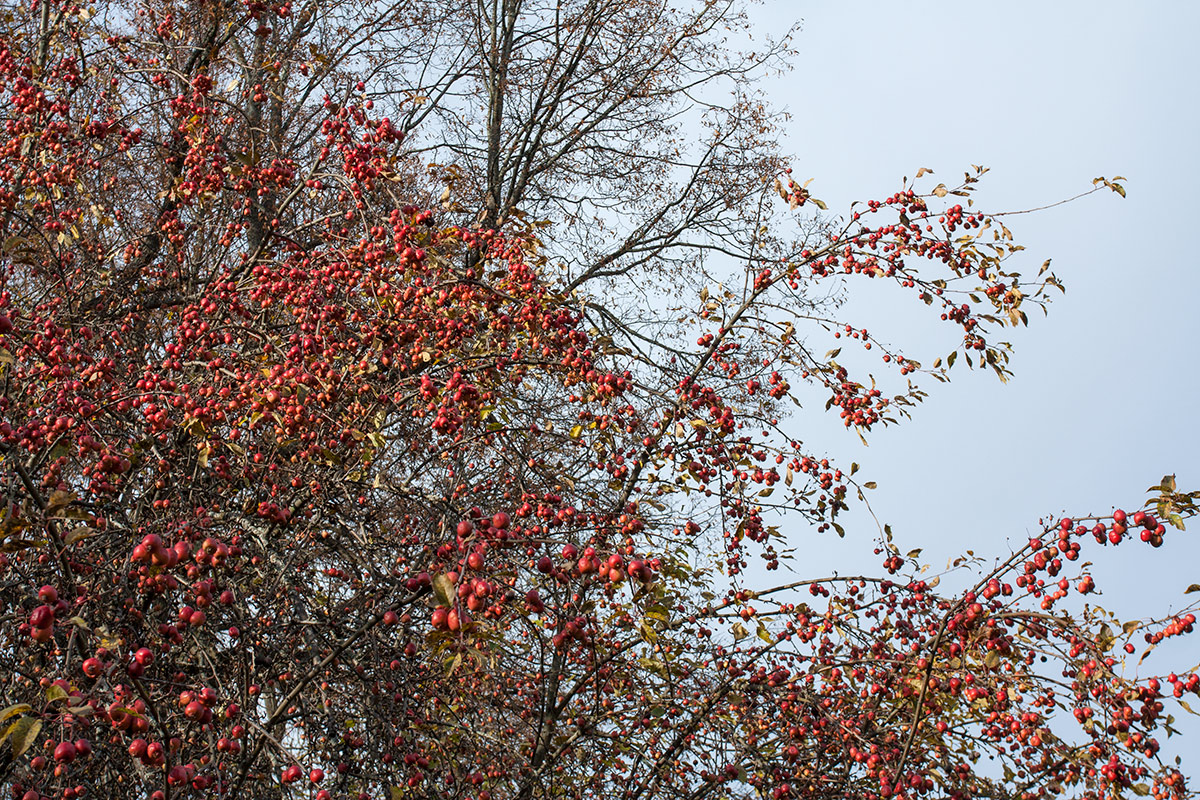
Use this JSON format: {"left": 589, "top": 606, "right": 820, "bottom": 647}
{"left": 45, "top": 684, "right": 69, "bottom": 704}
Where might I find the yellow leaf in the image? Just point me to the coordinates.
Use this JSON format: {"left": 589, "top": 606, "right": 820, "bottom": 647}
{"left": 2, "top": 716, "right": 41, "bottom": 758}
{"left": 0, "top": 704, "right": 31, "bottom": 723}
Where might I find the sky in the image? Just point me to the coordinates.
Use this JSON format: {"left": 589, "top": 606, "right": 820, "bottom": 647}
{"left": 740, "top": 0, "right": 1200, "bottom": 719}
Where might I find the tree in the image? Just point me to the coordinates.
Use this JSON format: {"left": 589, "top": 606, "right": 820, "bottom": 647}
{"left": 0, "top": 2, "right": 1198, "bottom": 800}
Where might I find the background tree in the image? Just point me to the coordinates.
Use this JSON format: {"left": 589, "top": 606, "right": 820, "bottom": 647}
{"left": 0, "top": 2, "right": 1198, "bottom": 800}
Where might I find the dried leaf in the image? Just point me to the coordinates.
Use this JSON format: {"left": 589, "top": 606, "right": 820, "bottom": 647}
{"left": 64, "top": 525, "right": 97, "bottom": 545}
{"left": 432, "top": 574, "right": 455, "bottom": 607}
{"left": 45, "top": 490, "right": 77, "bottom": 516}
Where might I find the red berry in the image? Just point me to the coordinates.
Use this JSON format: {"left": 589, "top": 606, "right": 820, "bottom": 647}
{"left": 54, "top": 741, "right": 77, "bottom": 763}
{"left": 29, "top": 605, "right": 55, "bottom": 629}
{"left": 431, "top": 607, "right": 449, "bottom": 629}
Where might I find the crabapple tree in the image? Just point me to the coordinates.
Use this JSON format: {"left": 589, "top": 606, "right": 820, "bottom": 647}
{"left": 0, "top": 2, "right": 1198, "bottom": 800}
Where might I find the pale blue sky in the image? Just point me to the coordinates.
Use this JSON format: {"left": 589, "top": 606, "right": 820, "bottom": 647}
{"left": 747, "top": 0, "right": 1200, "bottom": 690}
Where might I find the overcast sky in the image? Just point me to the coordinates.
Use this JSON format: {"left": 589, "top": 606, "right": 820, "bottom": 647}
{"left": 742, "top": 0, "right": 1200, "bottom": 730}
